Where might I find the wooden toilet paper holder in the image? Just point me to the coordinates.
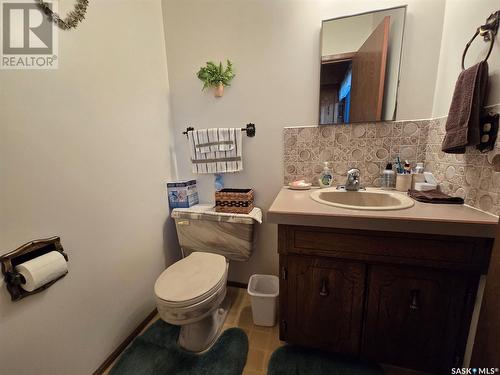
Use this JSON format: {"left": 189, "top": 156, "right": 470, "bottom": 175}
{"left": 0, "top": 236, "right": 68, "bottom": 301}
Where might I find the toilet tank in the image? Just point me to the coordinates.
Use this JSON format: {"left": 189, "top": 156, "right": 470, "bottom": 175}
{"left": 171, "top": 204, "right": 260, "bottom": 261}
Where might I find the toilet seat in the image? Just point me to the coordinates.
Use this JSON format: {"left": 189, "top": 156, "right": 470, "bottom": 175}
{"left": 154, "top": 252, "right": 227, "bottom": 308}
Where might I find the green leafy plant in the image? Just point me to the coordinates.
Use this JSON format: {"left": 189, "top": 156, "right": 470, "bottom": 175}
{"left": 197, "top": 60, "right": 235, "bottom": 90}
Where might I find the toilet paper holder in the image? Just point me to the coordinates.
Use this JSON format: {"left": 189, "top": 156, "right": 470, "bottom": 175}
{"left": 0, "top": 236, "right": 68, "bottom": 301}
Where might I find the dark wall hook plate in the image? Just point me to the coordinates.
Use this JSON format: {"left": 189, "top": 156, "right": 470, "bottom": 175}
{"left": 481, "top": 11, "right": 500, "bottom": 41}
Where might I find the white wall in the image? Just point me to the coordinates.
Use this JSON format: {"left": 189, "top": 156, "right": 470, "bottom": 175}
{"left": 432, "top": 0, "right": 500, "bottom": 117}
{"left": 161, "top": 0, "right": 446, "bottom": 283}
{"left": 0, "top": 1, "right": 178, "bottom": 374}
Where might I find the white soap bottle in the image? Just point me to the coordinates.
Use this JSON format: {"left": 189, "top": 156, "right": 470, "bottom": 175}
{"left": 319, "top": 162, "right": 334, "bottom": 188}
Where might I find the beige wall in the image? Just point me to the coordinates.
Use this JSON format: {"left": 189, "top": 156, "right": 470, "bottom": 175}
{"left": 0, "top": 1, "right": 178, "bottom": 374}
{"left": 161, "top": 0, "right": 446, "bottom": 283}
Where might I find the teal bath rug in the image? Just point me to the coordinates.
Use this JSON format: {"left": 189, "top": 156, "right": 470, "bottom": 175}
{"left": 109, "top": 320, "right": 248, "bottom": 375}
{"left": 268, "top": 345, "right": 384, "bottom": 375}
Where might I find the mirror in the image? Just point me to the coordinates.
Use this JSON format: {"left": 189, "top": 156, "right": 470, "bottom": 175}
{"left": 319, "top": 6, "right": 406, "bottom": 125}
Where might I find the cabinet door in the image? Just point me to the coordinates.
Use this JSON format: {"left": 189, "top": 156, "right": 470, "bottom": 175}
{"left": 282, "top": 255, "right": 365, "bottom": 355}
{"left": 363, "top": 265, "right": 471, "bottom": 373}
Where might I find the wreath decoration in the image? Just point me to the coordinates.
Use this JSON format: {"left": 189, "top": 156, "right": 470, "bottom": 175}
{"left": 37, "top": 0, "right": 89, "bottom": 30}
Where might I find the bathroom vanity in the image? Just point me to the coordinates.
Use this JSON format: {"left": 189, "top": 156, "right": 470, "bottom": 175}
{"left": 268, "top": 188, "right": 498, "bottom": 374}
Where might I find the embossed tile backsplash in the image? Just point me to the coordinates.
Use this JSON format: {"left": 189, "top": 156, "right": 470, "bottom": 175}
{"left": 425, "top": 113, "right": 500, "bottom": 215}
{"left": 283, "top": 105, "right": 500, "bottom": 216}
{"left": 284, "top": 120, "right": 430, "bottom": 188}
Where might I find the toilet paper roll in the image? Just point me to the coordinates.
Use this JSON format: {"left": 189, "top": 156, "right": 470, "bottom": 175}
{"left": 15, "top": 251, "right": 68, "bottom": 292}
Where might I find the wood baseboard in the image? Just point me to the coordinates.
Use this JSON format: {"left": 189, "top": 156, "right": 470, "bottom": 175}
{"left": 227, "top": 280, "right": 248, "bottom": 289}
{"left": 93, "top": 308, "right": 158, "bottom": 375}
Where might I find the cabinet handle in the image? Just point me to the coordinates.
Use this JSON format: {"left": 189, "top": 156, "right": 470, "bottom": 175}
{"left": 410, "top": 289, "right": 420, "bottom": 310}
{"left": 319, "top": 279, "right": 329, "bottom": 297}
{"left": 281, "top": 319, "right": 287, "bottom": 333}
{"left": 281, "top": 266, "right": 287, "bottom": 280}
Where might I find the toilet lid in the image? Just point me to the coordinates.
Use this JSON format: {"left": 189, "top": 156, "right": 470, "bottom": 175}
{"left": 154, "top": 252, "right": 227, "bottom": 304}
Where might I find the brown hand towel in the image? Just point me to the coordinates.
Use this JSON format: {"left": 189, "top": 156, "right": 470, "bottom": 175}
{"left": 442, "top": 61, "right": 489, "bottom": 154}
{"left": 408, "top": 189, "right": 464, "bottom": 204}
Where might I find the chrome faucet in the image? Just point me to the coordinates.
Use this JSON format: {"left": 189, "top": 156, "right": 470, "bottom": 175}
{"left": 343, "top": 168, "right": 362, "bottom": 191}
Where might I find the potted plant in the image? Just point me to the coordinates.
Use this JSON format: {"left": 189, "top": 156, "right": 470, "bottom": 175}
{"left": 197, "top": 60, "right": 235, "bottom": 97}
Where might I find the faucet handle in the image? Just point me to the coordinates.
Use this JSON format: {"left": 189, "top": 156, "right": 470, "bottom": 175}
{"left": 344, "top": 168, "right": 362, "bottom": 191}
{"left": 347, "top": 168, "right": 360, "bottom": 177}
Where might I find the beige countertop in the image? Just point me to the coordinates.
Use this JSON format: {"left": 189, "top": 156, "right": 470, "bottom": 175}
{"left": 267, "top": 187, "right": 499, "bottom": 238}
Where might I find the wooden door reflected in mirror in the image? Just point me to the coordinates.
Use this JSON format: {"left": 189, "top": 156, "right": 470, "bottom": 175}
{"left": 320, "top": 6, "right": 406, "bottom": 125}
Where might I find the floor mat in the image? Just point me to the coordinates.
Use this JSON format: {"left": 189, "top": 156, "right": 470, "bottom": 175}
{"left": 268, "top": 345, "right": 384, "bottom": 375}
{"left": 109, "top": 320, "right": 248, "bottom": 375}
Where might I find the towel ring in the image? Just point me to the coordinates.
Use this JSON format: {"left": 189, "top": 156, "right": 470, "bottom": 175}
{"left": 461, "top": 28, "right": 495, "bottom": 70}
{"left": 462, "top": 11, "right": 499, "bottom": 70}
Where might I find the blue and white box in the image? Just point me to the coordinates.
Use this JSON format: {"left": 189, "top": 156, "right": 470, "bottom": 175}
{"left": 167, "top": 180, "right": 199, "bottom": 208}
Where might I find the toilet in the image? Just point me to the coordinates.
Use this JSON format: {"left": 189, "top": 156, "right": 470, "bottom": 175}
{"left": 154, "top": 204, "right": 259, "bottom": 352}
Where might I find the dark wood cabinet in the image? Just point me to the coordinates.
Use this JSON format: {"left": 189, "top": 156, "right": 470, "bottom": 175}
{"left": 282, "top": 255, "right": 365, "bottom": 354}
{"left": 278, "top": 225, "right": 493, "bottom": 374}
{"left": 363, "top": 266, "right": 474, "bottom": 373}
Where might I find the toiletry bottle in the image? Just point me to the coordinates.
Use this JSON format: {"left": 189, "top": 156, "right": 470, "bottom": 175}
{"left": 214, "top": 174, "right": 224, "bottom": 191}
{"left": 382, "top": 163, "right": 395, "bottom": 189}
{"left": 411, "top": 163, "right": 426, "bottom": 189}
{"left": 319, "top": 162, "right": 333, "bottom": 188}
{"left": 396, "top": 156, "right": 403, "bottom": 174}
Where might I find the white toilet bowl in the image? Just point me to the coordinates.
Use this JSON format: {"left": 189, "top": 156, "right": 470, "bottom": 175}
{"left": 154, "top": 252, "right": 229, "bottom": 352}
{"left": 154, "top": 205, "right": 260, "bottom": 352}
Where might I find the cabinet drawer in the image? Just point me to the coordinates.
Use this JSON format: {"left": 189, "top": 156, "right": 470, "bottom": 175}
{"left": 279, "top": 225, "right": 491, "bottom": 271}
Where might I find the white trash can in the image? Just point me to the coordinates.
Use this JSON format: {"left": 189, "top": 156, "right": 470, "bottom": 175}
{"left": 247, "top": 274, "right": 279, "bottom": 327}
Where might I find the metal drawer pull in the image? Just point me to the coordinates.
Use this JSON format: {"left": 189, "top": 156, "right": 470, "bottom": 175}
{"left": 320, "top": 279, "right": 329, "bottom": 297}
{"left": 410, "top": 289, "right": 420, "bottom": 310}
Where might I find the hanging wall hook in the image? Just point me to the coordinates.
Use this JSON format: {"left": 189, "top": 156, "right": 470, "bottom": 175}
{"left": 480, "top": 11, "right": 500, "bottom": 41}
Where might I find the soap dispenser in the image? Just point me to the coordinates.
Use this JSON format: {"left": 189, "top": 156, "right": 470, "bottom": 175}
{"left": 319, "top": 162, "right": 334, "bottom": 188}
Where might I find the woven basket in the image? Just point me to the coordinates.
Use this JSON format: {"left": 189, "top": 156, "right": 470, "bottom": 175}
{"left": 215, "top": 188, "right": 254, "bottom": 214}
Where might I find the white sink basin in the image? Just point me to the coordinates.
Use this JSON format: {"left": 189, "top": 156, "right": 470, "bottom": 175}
{"left": 310, "top": 188, "right": 415, "bottom": 211}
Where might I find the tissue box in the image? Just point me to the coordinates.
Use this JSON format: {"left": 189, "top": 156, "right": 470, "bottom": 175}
{"left": 167, "top": 180, "right": 199, "bottom": 208}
